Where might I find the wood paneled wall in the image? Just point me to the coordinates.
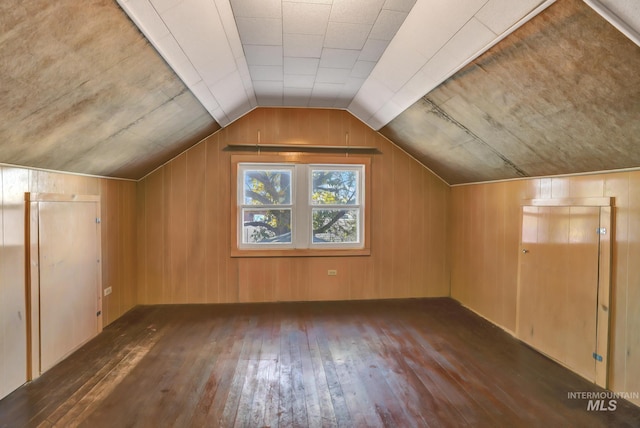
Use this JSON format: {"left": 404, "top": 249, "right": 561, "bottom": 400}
{"left": 137, "top": 108, "right": 450, "bottom": 305}
{"left": 99, "top": 179, "right": 138, "bottom": 324}
{"left": 450, "top": 172, "right": 640, "bottom": 406}
{"left": 0, "top": 165, "right": 137, "bottom": 399}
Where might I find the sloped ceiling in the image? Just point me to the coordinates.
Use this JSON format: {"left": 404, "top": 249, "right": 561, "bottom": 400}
{"left": 0, "top": 0, "right": 220, "bottom": 179}
{"left": 381, "top": 0, "right": 640, "bottom": 184}
{"left": 0, "top": 0, "right": 638, "bottom": 182}
{"left": 117, "top": 0, "right": 556, "bottom": 128}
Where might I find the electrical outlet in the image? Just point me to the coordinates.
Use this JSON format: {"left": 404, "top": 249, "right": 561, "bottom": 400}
{"left": 328, "top": 269, "right": 337, "bottom": 276}
{"left": 104, "top": 286, "right": 112, "bottom": 296}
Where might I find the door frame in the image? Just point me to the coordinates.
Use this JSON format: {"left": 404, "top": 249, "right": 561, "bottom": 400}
{"left": 516, "top": 197, "right": 612, "bottom": 388}
{"left": 25, "top": 192, "right": 103, "bottom": 380}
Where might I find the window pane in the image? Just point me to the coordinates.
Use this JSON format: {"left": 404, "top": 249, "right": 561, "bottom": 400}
{"left": 242, "top": 209, "right": 292, "bottom": 244}
{"left": 312, "top": 209, "right": 359, "bottom": 243}
{"left": 311, "top": 170, "right": 358, "bottom": 205}
{"left": 244, "top": 170, "right": 291, "bottom": 205}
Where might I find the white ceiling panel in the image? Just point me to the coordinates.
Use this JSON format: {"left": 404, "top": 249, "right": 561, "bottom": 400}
{"left": 215, "top": 0, "right": 247, "bottom": 59}
{"left": 149, "top": 0, "right": 182, "bottom": 14}
{"left": 189, "top": 80, "right": 225, "bottom": 120}
{"left": 284, "top": 57, "right": 320, "bottom": 75}
{"left": 254, "top": 81, "right": 284, "bottom": 105}
{"left": 390, "top": 67, "right": 439, "bottom": 108}
{"left": 476, "top": 0, "right": 546, "bottom": 34}
{"left": 422, "top": 17, "right": 497, "bottom": 83}
{"left": 283, "top": 2, "right": 331, "bottom": 34}
{"left": 383, "top": 0, "right": 417, "bottom": 12}
{"left": 244, "top": 45, "right": 284, "bottom": 66}
{"left": 352, "top": 61, "right": 377, "bottom": 78}
{"left": 397, "top": 0, "right": 488, "bottom": 60}
{"left": 333, "top": 98, "right": 352, "bottom": 109}
{"left": 160, "top": 0, "right": 236, "bottom": 82}
{"left": 249, "top": 65, "right": 284, "bottom": 81}
{"left": 235, "top": 17, "right": 282, "bottom": 45}
{"left": 368, "top": 99, "right": 404, "bottom": 130}
{"left": 230, "top": 0, "right": 281, "bottom": 18}
{"left": 311, "top": 83, "right": 343, "bottom": 107}
{"left": 344, "top": 77, "right": 367, "bottom": 92}
{"left": 330, "top": 0, "right": 386, "bottom": 24}
{"left": 359, "top": 39, "right": 390, "bottom": 61}
{"left": 370, "top": 10, "right": 409, "bottom": 40}
{"left": 369, "top": 46, "right": 426, "bottom": 92}
{"left": 154, "top": 33, "right": 201, "bottom": 86}
{"left": 283, "top": 34, "right": 324, "bottom": 57}
{"left": 121, "top": 0, "right": 556, "bottom": 129}
{"left": 324, "top": 22, "right": 371, "bottom": 49}
{"left": 211, "top": 72, "right": 254, "bottom": 118}
{"left": 125, "top": 0, "right": 170, "bottom": 37}
{"left": 284, "top": 74, "right": 316, "bottom": 88}
{"left": 350, "top": 78, "right": 395, "bottom": 115}
{"left": 316, "top": 68, "right": 351, "bottom": 84}
{"left": 284, "top": 87, "right": 312, "bottom": 106}
{"left": 319, "top": 49, "right": 360, "bottom": 68}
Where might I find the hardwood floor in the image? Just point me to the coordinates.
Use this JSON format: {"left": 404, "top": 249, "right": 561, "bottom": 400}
{"left": 0, "top": 298, "right": 638, "bottom": 427}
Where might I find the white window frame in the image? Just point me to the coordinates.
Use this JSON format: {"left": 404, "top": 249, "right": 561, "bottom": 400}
{"left": 232, "top": 155, "right": 370, "bottom": 257}
{"left": 237, "top": 163, "right": 296, "bottom": 250}
{"left": 307, "top": 164, "right": 364, "bottom": 250}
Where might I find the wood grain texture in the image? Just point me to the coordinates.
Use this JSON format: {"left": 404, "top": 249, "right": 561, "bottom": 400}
{"left": 137, "top": 108, "right": 451, "bottom": 305}
{"left": 451, "top": 171, "right": 640, "bottom": 406}
{"left": 625, "top": 171, "right": 640, "bottom": 400}
{"left": 1, "top": 299, "right": 639, "bottom": 427}
{"left": 517, "top": 205, "right": 601, "bottom": 383}
{"left": 0, "top": 165, "right": 137, "bottom": 400}
{"left": 99, "top": 179, "right": 138, "bottom": 325}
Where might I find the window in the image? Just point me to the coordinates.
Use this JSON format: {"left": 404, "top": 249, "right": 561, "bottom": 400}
{"left": 232, "top": 155, "right": 370, "bottom": 257}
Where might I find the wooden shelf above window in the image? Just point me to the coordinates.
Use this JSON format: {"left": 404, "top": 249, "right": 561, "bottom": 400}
{"left": 225, "top": 143, "right": 379, "bottom": 154}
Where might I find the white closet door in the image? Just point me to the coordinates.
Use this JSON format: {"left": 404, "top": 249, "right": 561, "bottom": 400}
{"left": 38, "top": 200, "right": 100, "bottom": 373}
{"left": 517, "top": 205, "right": 600, "bottom": 382}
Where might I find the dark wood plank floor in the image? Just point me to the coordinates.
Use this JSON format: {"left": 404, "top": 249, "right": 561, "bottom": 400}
{"left": 1, "top": 298, "right": 639, "bottom": 427}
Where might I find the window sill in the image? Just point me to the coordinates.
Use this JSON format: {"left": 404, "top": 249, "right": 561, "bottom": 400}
{"left": 230, "top": 248, "right": 371, "bottom": 258}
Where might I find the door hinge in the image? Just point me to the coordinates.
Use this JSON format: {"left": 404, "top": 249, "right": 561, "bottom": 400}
{"left": 593, "top": 352, "right": 603, "bottom": 362}
{"left": 96, "top": 217, "right": 101, "bottom": 224}
{"left": 596, "top": 227, "right": 606, "bottom": 235}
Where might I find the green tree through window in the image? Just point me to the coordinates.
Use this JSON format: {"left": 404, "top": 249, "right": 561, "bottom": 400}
{"left": 237, "top": 162, "right": 365, "bottom": 250}
{"left": 311, "top": 169, "right": 359, "bottom": 243}
{"left": 243, "top": 169, "right": 292, "bottom": 243}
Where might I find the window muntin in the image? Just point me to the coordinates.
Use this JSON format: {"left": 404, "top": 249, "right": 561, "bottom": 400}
{"left": 236, "top": 162, "right": 365, "bottom": 251}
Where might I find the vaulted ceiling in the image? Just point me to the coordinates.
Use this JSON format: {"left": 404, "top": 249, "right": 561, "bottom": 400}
{"left": 0, "top": 0, "right": 638, "bottom": 182}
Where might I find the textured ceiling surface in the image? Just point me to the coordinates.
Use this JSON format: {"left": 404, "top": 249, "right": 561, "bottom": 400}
{"left": 0, "top": 0, "right": 639, "bottom": 182}
{"left": 0, "top": 0, "right": 219, "bottom": 179}
{"left": 381, "top": 0, "right": 640, "bottom": 184}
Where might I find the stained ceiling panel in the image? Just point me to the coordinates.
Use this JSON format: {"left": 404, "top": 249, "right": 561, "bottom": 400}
{"left": 0, "top": 0, "right": 219, "bottom": 179}
{"left": 381, "top": 0, "right": 640, "bottom": 184}
{"left": 1, "top": 0, "right": 639, "bottom": 182}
